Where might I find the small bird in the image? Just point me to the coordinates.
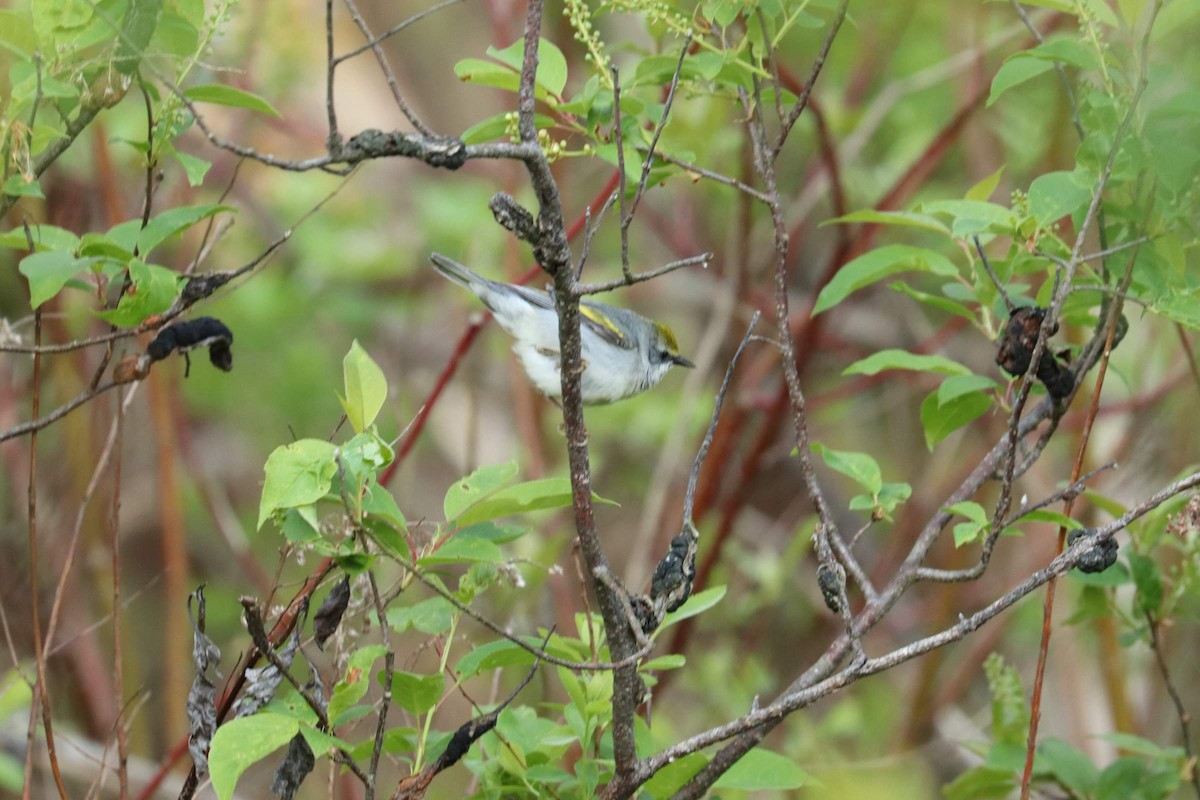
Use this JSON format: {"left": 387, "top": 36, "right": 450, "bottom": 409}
{"left": 430, "top": 253, "right": 694, "bottom": 404}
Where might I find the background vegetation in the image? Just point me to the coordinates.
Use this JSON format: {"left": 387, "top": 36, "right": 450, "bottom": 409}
{"left": 1, "top": 0, "right": 1199, "bottom": 798}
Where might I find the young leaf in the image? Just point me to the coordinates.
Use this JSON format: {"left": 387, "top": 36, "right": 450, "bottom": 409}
{"left": 18, "top": 252, "right": 99, "bottom": 308}
{"left": 338, "top": 340, "right": 388, "bottom": 433}
{"left": 823, "top": 209, "right": 949, "bottom": 235}
{"left": 328, "top": 644, "right": 387, "bottom": 727}
{"left": 937, "top": 374, "right": 997, "bottom": 405}
{"left": 813, "top": 245, "right": 960, "bottom": 315}
{"left": 843, "top": 349, "right": 971, "bottom": 377}
{"left": 443, "top": 462, "right": 519, "bottom": 521}
{"left": 641, "top": 753, "right": 708, "bottom": 799}
{"left": 208, "top": 713, "right": 301, "bottom": 800}
{"left": 0, "top": 224, "right": 80, "bottom": 252}
{"left": 418, "top": 535, "right": 503, "bottom": 566}
{"left": 920, "top": 389, "right": 992, "bottom": 449}
{"left": 184, "top": 83, "right": 281, "bottom": 117}
{"left": 454, "top": 478, "right": 615, "bottom": 526}
{"left": 391, "top": 671, "right": 444, "bottom": 715}
{"left": 95, "top": 259, "right": 182, "bottom": 327}
{"left": 947, "top": 501, "right": 990, "bottom": 548}
{"left": 455, "top": 638, "right": 537, "bottom": 679}
{"left": 712, "top": 748, "right": 816, "bottom": 790}
{"left": 486, "top": 37, "right": 568, "bottom": 96}
{"left": 387, "top": 597, "right": 454, "bottom": 635}
{"left": 811, "top": 443, "right": 883, "bottom": 495}
{"left": 258, "top": 439, "right": 339, "bottom": 529}
{"left": 656, "top": 586, "right": 727, "bottom": 632}
{"left": 966, "top": 165, "right": 1006, "bottom": 201}
{"left": 1028, "top": 170, "right": 1092, "bottom": 225}
{"left": 137, "top": 203, "right": 233, "bottom": 256}
{"left": 987, "top": 56, "right": 1054, "bottom": 107}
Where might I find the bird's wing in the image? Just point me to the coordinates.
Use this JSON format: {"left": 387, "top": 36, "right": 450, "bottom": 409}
{"left": 580, "top": 304, "right": 634, "bottom": 350}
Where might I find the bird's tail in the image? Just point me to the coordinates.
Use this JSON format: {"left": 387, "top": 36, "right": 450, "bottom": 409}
{"left": 430, "top": 253, "right": 490, "bottom": 292}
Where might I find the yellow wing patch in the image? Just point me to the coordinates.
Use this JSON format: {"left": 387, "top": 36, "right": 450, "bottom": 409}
{"left": 580, "top": 305, "right": 631, "bottom": 349}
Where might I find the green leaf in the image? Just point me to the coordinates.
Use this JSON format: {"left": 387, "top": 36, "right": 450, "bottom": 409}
{"left": 811, "top": 443, "right": 882, "bottom": 495}
{"left": 713, "top": 748, "right": 816, "bottom": 790}
{"left": 208, "top": 713, "right": 300, "bottom": 800}
{"left": 184, "top": 83, "right": 281, "bottom": 117}
{"left": 938, "top": 374, "right": 998, "bottom": 405}
{"left": 919, "top": 200, "right": 1016, "bottom": 236}
{"left": 361, "top": 485, "right": 407, "bottom": 533}
{"left": 0, "top": 224, "right": 80, "bottom": 252}
{"left": 258, "top": 439, "right": 339, "bottom": 529}
{"left": 813, "top": 245, "right": 960, "bottom": 315}
{"left": 656, "top": 586, "right": 726, "bottom": 633}
{"left": 455, "top": 638, "right": 537, "bottom": 679}
{"left": 454, "top": 478, "right": 615, "bottom": 526}
{"left": 1095, "top": 732, "right": 1185, "bottom": 760}
{"left": 1127, "top": 552, "right": 1163, "bottom": 615}
{"left": 391, "top": 671, "right": 444, "bottom": 715}
{"left": 1038, "top": 738, "right": 1099, "bottom": 796}
{"left": 443, "top": 462, "right": 519, "bottom": 521}
{"left": 1028, "top": 170, "right": 1092, "bottom": 225}
{"left": 889, "top": 281, "right": 977, "bottom": 321}
{"left": 137, "top": 203, "right": 233, "bottom": 256}
{"left": 824, "top": 209, "right": 949, "bottom": 235}
{"left": 920, "top": 389, "right": 992, "bottom": 449}
{"left": 95, "top": 259, "right": 182, "bottom": 327}
{"left": 942, "top": 766, "right": 1016, "bottom": 800}
{"left": 966, "top": 165, "right": 1005, "bottom": 201}
{"left": 461, "top": 112, "right": 553, "bottom": 144}
{"left": 279, "top": 507, "right": 322, "bottom": 544}
{"left": 387, "top": 598, "right": 454, "bottom": 635}
{"left": 643, "top": 753, "right": 708, "bottom": 799}
{"left": 418, "top": 535, "right": 503, "bottom": 566}
{"left": 987, "top": 55, "right": 1054, "bottom": 107}
{"left": 338, "top": 340, "right": 388, "bottom": 433}
{"left": 169, "top": 147, "right": 212, "bottom": 186}
{"left": 454, "top": 57, "right": 522, "bottom": 92}
{"left": 641, "top": 654, "right": 686, "bottom": 671}
{"left": 2, "top": 174, "right": 43, "bottom": 198}
{"left": 18, "top": 252, "right": 99, "bottom": 308}
{"left": 843, "top": 349, "right": 971, "bottom": 377}
{"left": 947, "top": 501, "right": 989, "bottom": 547}
{"left": 328, "top": 644, "right": 387, "bottom": 726}
{"left": 486, "top": 37, "right": 568, "bottom": 96}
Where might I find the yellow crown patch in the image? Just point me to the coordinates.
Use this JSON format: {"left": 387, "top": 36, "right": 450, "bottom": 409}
{"left": 653, "top": 322, "right": 680, "bottom": 353}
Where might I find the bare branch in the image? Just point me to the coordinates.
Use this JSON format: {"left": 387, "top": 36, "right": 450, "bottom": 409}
{"left": 575, "top": 253, "right": 711, "bottom": 296}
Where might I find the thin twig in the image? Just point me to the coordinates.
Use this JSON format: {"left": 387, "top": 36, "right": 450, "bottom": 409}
{"left": 771, "top": 0, "right": 850, "bottom": 159}
{"left": 638, "top": 148, "right": 771, "bottom": 203}
{"left": 111, "top": 376, "right": 129, "bottom": 800}
{"left": 340, "top": 0, "right": 436, "bottom": 137}
{"left": 974, "top": 235, "right": 1015, "bottom": 313}
{"left": 1145, "top": 611, "right": 1200, "bottom": 800}
{"left": 622, "top": 35, "right": 691, "bottom": 228}
{"left": 574, "top": 253, "right": 711, "bottom": 295}
{"left": 22, "top": 306, "right": 71, "bottom": 800}
{"left": 610, "top": 66, "right": 631, "bottom": 280}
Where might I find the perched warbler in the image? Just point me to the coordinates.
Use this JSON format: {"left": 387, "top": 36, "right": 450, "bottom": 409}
{"left": 430, "top": 253, "right": 694, "bottom": 404}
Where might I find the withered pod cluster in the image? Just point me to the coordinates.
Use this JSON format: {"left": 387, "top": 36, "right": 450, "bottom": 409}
{"left": 995, "top": 306, "right": 1074, "bottom": 399}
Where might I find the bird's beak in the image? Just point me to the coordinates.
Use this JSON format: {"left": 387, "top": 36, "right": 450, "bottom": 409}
{"left": 672, "top": 354, "right": 696, "bottom": 368}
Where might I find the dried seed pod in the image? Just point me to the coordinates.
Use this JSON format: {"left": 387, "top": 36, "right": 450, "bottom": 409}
{"left": 996, "top": 306, "right": 1075, "bottom": 399}
{"left": 817, "top": 563, "right": 843, "bottom": 614}
{"left": 1068, "top": 529, "right": 1119, "bottom": 574}
{"left": 996, "top": 307, "right": 1053, "bottom": 377}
